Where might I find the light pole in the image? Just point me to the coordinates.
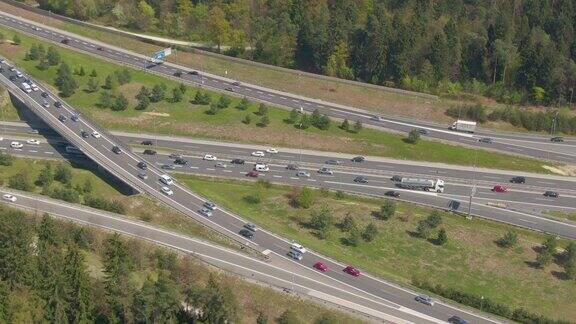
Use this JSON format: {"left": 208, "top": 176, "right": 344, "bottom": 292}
{"left": 551, "top": 111, "right": 559, "bottom": 136}
{"left": 467, "top": 151, "right": 478, "bottom": 219}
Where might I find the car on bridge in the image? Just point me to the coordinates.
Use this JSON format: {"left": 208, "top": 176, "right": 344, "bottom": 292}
{"left": 58, "top": 115, "right": 67, "bottom": 122}
{"left": 492, "top": 185, "right": 507, "bottom": 193}
{"left": 137, "top": 162, "right": 147, "bottom": 170}
{"left": 161, "top": 186, "right": 173, "bottom": 196}
{"left": 54, "top": 101, "right": 62, "bottom": 108}
{"left": 112, "top": 146, "right": 122, "bottom": 154}
{"left": 343, "top": 265, "right": 361, "bottom": 277}
{"left": 415, "top": 294, "right": 435, "bottom": 306}
{"left": 314, "top": 262, "right": 328, "bottom": 272}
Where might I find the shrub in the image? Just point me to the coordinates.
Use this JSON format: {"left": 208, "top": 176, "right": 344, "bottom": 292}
{"left": 257, "top": 103, "right": 268, "bottom": 116}
{"left": 217, "top": 95, "right": 232, "bottom": 108}
{"left": 294, "top": 187, "right": 315, "bottom": 209}
{"left": 436, "top": 228, "right": 448, "bottom": 245}
{"left": 340, "top": 213, "right": 356, "bottom": 232}
{"left": 8, "top": 172, "right": 33, "bottom": 191}
{"left": 54, "top": 164, "right": 72, "bottom": 184}
{"left": 0, "top": 152, "right": 14, "bottom": 166}
{"left": 242, "top": 114, "right": 251, "bottom": 124}
{"left": 497, "top": 231, "right": 518, "bottom": 248}
{"left": 309, "top": 206, "right": 333, "bottom": 239}
{"left": 406, "top": 129, "right": 420, "bottom": 144}
{"left": 377, "top": 200, "right": 396, "bottom": 220}
{"left": 236, "top": 97, "right": 250, "bottom": 110}
{"left": 425, "top": 211, "right": 442, "bottom": 228}
{"left": 48, "top": 186, "right": 80, "bottom": 203}
{"left": 84, "top": 196, "right": 126, "bottom": 214}
{"left": 362, "top": 223, "right": 378, "bottom": 242}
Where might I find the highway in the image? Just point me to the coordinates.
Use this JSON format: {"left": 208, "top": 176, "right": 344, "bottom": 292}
{"left": 3, "top": 121, "right": 576, "bottom": 240}
{"left": 0, "top": 56, "right": 499, "bottom": 323}
{"left": 0, "top": 189, "right": 448, "bottom": 324}
{"left": 0, "top": 11, "right": 575, "bottom": 163}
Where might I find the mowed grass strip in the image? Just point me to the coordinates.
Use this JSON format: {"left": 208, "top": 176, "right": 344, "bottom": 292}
{"left": 178, "top": 174, "right": 576, "bottom": 321}
{"left": 0, "top": 26, "right": 554, "bottom": 173}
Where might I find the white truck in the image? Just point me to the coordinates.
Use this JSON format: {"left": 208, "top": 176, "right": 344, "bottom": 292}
{"left": 449, "top": 120, "right": 476, "bottom": 133}
{"left": 398, "top": 178, "right": 445, "bottom": 193}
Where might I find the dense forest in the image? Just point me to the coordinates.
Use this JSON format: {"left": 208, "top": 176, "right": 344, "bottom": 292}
{"left": 0, "top": 208, "right": 340, "bottom": 323}
{"left": 34, "top": 0, "right": 576, "bottom": 105}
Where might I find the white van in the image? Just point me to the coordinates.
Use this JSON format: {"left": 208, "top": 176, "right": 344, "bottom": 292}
{"left": 159, "top": 174, "right": 173, "bottom": 185}
{"left": 288, "top": 250, "right": 303, "bottom": 260}
{"left": 254, "top": 163, "right": 269, "bottom": 172}
{"left": 20, "top": 82, "right": 31, "bottom": 93}
{"left": 290, "top": 242, "right": 307, "bottom": 254}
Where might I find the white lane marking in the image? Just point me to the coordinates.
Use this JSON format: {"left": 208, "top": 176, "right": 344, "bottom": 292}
{"left": 223, "top": 170, "right": 232, "bottom": 173}
{"left": 190, "top": 166, "right": 199, "bottom": 169}
{"left": 45, "top": 151, "right": 54, "bottom": 154}
{"left": 518, "top": 219, "right": 537, "bottom": 224}
{"left": 273, "top": 175, "right": 282, "bottom": 178}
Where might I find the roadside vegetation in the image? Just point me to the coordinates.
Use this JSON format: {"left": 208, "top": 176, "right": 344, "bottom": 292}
{"left": 0, "top": 27, "right": 555, "bottom": 173}
{"left": 179, "top": 174, "right": 576, "bottom": 322}
{"left": 0, "top": 207, "right": 363, "bottom": 323}
{"left": 0, "top": 153, "right": 235, "bottom": 248}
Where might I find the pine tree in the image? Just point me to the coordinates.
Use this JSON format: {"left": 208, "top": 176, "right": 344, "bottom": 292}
{"left": 151, "top": 84, "right": 166, "bottom": 102}
{"left": 63, "top": 245, "right": 93, "bottom": 323}
{"left": 378, "top": 200, "right": 396, "bottom": 220}
{"left": 89, "top": 69, "right": 97, "bottom": 77}
{"left": 113, "top": 94, "right": 129, "bottom": 111}
{"left": 340, "top": 118, "right": 350, "bottom": 131}
{"left": 104, "top": 74, "right": 118, "bottom": 91}
{"left": 55, "top": 62, "right": 78, "bottom": 97}
{"left": 78, "top": 66, "right": 86, "bottom": 76}
{"left": 353, "top": 120, "right": 362, "bottom": 133}
{"left": 86, "top": 77, "right": 99, "bottom": 92}
{"left": 36, "top": 164, "right": 54, "bottom": 187}
{"left": 172, "top": 86, "right": 183, "bottom": 102}
{"left": 257, "top": 103, "right": 268, "bottom": 116}
{"left": 436, "top": 228, "right": 448, "bottom": 245}
{"left": 54, "top": 164, "right": 72, "bottom": 184}
{"left": 178, "top": 82, "right": 187, "bottom": 94}
{"left": 12, "top": 35, "right": 21, "bottom": 45}
{"left": 46, "top": 47, "right": 61, "bottom": 65}
{"left": 98, "top": 90, "right": 113, "bottom": 108}
{"left": 236, "top": 97, "right": 250, "bottom": 110}
{"left": 362, "top": 223, "right": 379, "bottom": 242}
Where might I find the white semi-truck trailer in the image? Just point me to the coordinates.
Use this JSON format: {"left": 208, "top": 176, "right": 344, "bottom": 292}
{"left": 449, "top": 120, "right": 476, "bottom": 133}
{"left": 398, "top": 178, "right": 445, "bottom": 193}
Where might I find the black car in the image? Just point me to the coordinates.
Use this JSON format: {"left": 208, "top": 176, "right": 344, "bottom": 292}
{"left": 174, "top": 158, "right": 188, "bottom": 165}
{"left": 352, "top": 156, "right": 365, "bottom": 162}
{"left": 391, "top": 175, "right": 403, "bottom": 182}
{"left": 143, "top": 149, "right": 157, "bottom": 155}
{"left": 54, "top": 101, "right": 62, "bottom": 108}
{"left": 41, "top": 91, "right": 49, "bottom": 98}
{"left": 231, "top": 158, "right": 245, "bottom": 164}
{"left": 448, "top": 315, "right": 469, "bottom": 324}
{"left": 58, "top": 114, "right": 67, "bottom": 122}
{"left": 225, "top": 86, "right": 234, "bottom": 92}
{"left": 510, "top": 176, "right": 526, "bottom": 184}
{"left": 385, "top": 191, "right": 400, "bottom": 197}
{"left": 112, "top": 146, "right": 122, "bottom": 154}
{"left": 551, "top": 136, "right": 564, "bottom": 142}
{"left": 188, "top": 71, "right": 199, "bottom": 75}
{"left": 479, "top": 137, "right": 494, "bottom": 144}
{"left": 80, "top": 130, "right": 89, "bottom": 138}
{"left": 173, "top": 71, "right": 183, "bottom": 77}
{"left": 286, "top": 164, "right": 299, "bottom": 170}
{"left": 141, "top": 140, "right": 153, "bottom": 145}
{"left": 544, "top": 191, "right": 559, "bottom": 198}
{"left": 239, "top": 229, "right": 254, "bottom": 239}
{"left": 137, "top": 161, "right": 147, "bottom": 170}
{"left": 354, "top": 176, "right": 368, "bottom": 183}
{"left": 326, "top": 159, "right": 340, "bottom": 165}
{"left": 162, "top": 164, "right": 176, "bottom": 170}
{"left": 8, "top": 75, "right": 16, "bottom": 81}
{"left": 417, "top": 128, "right": 429, "bottom": 135}
{"left": 61, "top": 39, "right": 70, "bottom": 44}
{"left": 169, "top": 153, "right": 183, "bottom": 159}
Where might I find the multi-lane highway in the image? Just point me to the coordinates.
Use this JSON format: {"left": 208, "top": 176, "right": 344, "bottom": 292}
{"left": 0, "top": 11, "right": 575, "bottom": 163}
{"left": 3, "top": 120, "right": 576, "bottom": 240}
{"left": 0, "top": 56, "right": 500, "bottom": 324}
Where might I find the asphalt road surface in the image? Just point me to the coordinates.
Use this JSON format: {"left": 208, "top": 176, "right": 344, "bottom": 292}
{"left": 0, "top": 55, "right": 500, "bottom": 324}
{"left": 0, "top": 11, "right": 575, "bottom": 163}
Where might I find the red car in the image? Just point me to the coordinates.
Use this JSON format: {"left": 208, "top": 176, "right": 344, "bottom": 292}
{"left": 246, "top": 170, "right": 259, "bottom": 178}
{"left": 314, "top": 262, "right": 328, "bottom": 272}
{"left": 492, "top": 185, "right": 507, "bottom": 192}
{"left": 343, "top": 265, "right": 361, "bottom": 277}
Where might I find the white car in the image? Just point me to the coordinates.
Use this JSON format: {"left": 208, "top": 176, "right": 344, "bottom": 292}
{"left": 203, "top": 154, "right": 217, "bottom": 161}
{"left": 251, "top": 151, "right": 265, "bottom": 157}
{"left": 266, "top": 148, "right": 279, "bottom": 154}
{"left": 2, "top": 194, "right": 17, "bottom": 202}
{"left": 297, "top": 171, "right": 311, "bottom": 178}
{"left": 161, "top": 186, "right": 174, "bottom": 196}
{"left": 10, "top": 141, "right": 23, "bottom": 149}
{"left": 30, "top": 83, "right": 39, "bottom": 91}
{"left": 92, "top": 131, "right": 101, "bottom": 139}
{"left": 26, "top": 139, "right": 40, "bottom": 145}
{"left": 0, "top": 137, "right": 3, "bottom": 141}
{"left": 15, "top": 70, "right": 23, "bottom": 77}
{"left": 215, "top": 162, "right": 227, "bottom": 168}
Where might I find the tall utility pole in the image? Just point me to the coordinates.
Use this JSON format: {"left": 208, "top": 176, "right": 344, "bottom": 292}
{"left": 467, "top": 151, "right": 478, "bottom": 219}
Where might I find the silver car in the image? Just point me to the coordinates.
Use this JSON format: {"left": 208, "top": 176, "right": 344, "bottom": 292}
{"left": 415, "top": 295, "right": 434, "bottom": 306}
{"left": 318, "top": 167, "right": 334, "bottom": 175}
{"left": 199, "top": 208, "right": 212, "bottom": 217}
{"left": 297, "top": 171, "right": 311, "bottom": 178}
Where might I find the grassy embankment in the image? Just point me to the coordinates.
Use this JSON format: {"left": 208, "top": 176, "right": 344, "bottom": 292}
{"left": 179, "top": 174, "right": 576, "bottom": 322}
{"left": 0, "top": 156, "right": 235, "bottom": 249}
{"left": 0, "top": 26, "right": 555, "bottom": 173}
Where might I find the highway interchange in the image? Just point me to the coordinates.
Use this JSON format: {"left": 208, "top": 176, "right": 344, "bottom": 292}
{"left": 0, "top": 10, "right": 575, "bottom": 323}
{"left": 0, "top": 55, "right": 499, "bottom": 323}
{"left": 0, "top": 11, "right": 575, "bottom": 164}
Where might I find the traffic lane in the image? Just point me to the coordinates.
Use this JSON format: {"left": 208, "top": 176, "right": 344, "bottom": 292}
{"left": 1, "top": 192, "right": 441, "bottom": 324}
{"left": 119, "top": 134, "right": 576, "bottom": 192}
{"left": 144, "top": 152, "right": 576, "bottom": 211}
{"left": 2, "top": 13, "right": 574, "bottom": 164}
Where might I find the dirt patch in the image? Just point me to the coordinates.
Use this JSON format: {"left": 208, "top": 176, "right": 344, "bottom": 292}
{"left": 0, "top": 2, "right": 64, "bottom": 28}
{"left": 143, "top": 111, "right": 170, "bottom": 117}
{"left": 542, "top": 165, "right": 576, "bottom": 176}
{"left": 0, "top": 42, "right": 25, "bottom": 58}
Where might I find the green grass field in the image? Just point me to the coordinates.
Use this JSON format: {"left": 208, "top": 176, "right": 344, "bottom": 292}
{"left": 0, "top": 26, "right": 554, "bottom": 173}
{"left": 0, "top": 156, "right": 235, "bottom": 249}
{"left": 178, "top": 174, "right": 576, "bottom": 321}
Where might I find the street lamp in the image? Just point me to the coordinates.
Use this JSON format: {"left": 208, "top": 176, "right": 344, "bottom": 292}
{"left": 467, "top": 151, "right": 478, "bottom": 219}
